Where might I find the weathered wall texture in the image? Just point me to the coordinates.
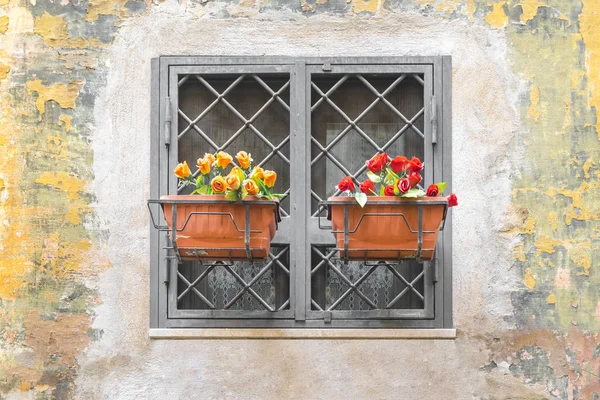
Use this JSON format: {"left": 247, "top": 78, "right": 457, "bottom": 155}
{"left": 0, "top": 0, "right": 599, "bottom": 398}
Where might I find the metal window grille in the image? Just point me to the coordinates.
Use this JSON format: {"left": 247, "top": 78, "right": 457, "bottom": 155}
{"left": 150, "top": 57, "right": 453, "bottom": 329}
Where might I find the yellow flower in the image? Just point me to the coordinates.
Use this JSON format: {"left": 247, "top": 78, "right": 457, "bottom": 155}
{"left": 225, "top": 173, "right": 241, "bottom": 191}
{"left": 243, "top": 179, "right": 259, "bottom": 195}
{"left": 196, "top": 157, "right": 211, "bottom": 175}
{"left": 215, "top": 151, "right": 233, "bottom": 169}
{"left": 211, "top": 176, "right": 226, "bottom": 193}
{"left": 230, "top": 166, "right": 243, "bottom": 178}
{"left": 250, "top": 166, "right": 264, "bottom": 180}
{"left": 264, "top": 170, "right": 277, "bottom": 188}
{"left": 204, "top": 153, "right": 215, "bottom": 167}
{"left": 174, "top": 161, "right": 191, "bottom": 179}
{"left": 236, "top": 151, "right": 252, "bottom": 169}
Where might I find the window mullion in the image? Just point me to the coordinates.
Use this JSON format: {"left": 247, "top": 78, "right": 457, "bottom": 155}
{"left": 291, "top": 59, "right": 307, "bottom": 321}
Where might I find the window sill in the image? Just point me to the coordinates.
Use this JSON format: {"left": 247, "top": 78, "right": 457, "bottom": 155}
{"left": 149, "top": 328, "right": 456, "bottom": 340}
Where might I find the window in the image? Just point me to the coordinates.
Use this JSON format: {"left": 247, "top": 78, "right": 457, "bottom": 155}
{"left": 150, "top": 57, "right": 452, "bottom": 329}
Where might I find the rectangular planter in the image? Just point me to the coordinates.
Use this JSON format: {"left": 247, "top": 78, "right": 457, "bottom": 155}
{"left": 325, "top": 196, "right": 448, "bottom": 261}
{"left": 159, "top": 195, "right": 280, "bottom": 262}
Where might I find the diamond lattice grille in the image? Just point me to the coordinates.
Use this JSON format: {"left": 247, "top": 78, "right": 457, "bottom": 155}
{"left": 310, "top": 73, "right": 425, "bottom": 216}
{"left": 310, "top": 73, "right": 427, "bottom": 313}
{"left": 177, "top": 74, "right": 291, "bottom": 215}
{"left": 175, "top": 73, "right": 291, "bottom": 313}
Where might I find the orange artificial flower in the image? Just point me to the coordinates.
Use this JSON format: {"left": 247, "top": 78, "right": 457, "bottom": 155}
{"left": 174, "top": 161, "right": 191, "bottom": 179}
{"left": 196, "top": 157, "right": 211, "bottom": 175}
{"left": 225, "top": 173, "right": 241, "bottom": 191}
{"left": 204, "top": 153, "right": 215, "bottom": 167}
{"left": 236, "top": 151, "right": 252, "bottom": 170}
{"left": 243, "top": 179, "right": 259, "bottom": 195}
{"left": 211, "top": 176, "right": 226, "bottom": 193}
{"left": 264, "top": 170, "right": 277, "bottom": 188}
{"left": 250, "top": 166, "right": 264, "bottom": 180}
{"left": 215, "top": 151, "right": 233, "bottom": 169}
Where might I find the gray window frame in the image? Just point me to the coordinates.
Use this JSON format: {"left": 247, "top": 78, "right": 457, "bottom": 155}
{"left": 150, "top": 56, "right": 453, "bottom": 329}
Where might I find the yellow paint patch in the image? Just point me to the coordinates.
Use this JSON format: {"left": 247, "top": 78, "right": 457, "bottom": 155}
{"left": 0, "top": 16, "right": 8, "bottom": 34}
{"left": 0, "top": 0, "right": 8, "bottom": 5}
{"left": 351, "top": 0, "right": 380, "bottom": 13}
{"left": 485, "top": 2, "right": 508, "bottom": 28}
{"left": 0, "top": 62, "right": 9, "bottom": 80}
{"left": 58, "top": 114, "right": 73, "bottom": 132}
{"left": 523, "top": 268, "right": 536, "bottom": 290}
{"left": 583, "top": 158, "right": 593, "bottom": 178}
{"left": 34, "top": 171, "right": 86, "bottom": 200}
{"left": 580, "top": 0, "right": 600, "bottom": 141}
{"left": 534, "top": 235, "right": 562, "bottom": 255}
{"left": 516, "top": 0, "right": 543, "bottom": 23}
{"left": 570, "top": 241, "right": 592, "bottom": 276}
{"left": 547, "top": 293, "right": 556, "bottom": 304}
{"left": 64, "top": 206, "right": 81, "bottom": 225}
{"left": 33, "top": 12, "right": 87, "bottom": 48}
{"left": 86, "top": 0, "right": 129, "bottom": 22}
{"left": 26, "top": 79, "right": 83, "bottom": 115}
{"left": 528, "top": 85, "right": 542, "bottom": 122}
{"left": 513, "top": 242, "right": 527, "bottom": 262}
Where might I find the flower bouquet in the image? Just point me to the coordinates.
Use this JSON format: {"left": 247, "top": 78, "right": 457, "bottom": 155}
{"left": 160, "top": 150, "right": 282, "bottom": 261}
{"left": 325, "top": 153, "right": 457, "bottom": 261}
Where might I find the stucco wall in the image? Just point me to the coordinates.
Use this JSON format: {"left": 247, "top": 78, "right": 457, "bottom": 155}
{"left": 0, "top": 0, "right": 599, "bottom": 399}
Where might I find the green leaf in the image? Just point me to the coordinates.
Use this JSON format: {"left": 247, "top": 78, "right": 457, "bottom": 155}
{"left": 435, "top": 182, "right": 447, "bottom": 195}
{"left": 379, "top": 185, "right": 385, "bottom": 196}
{"left": 393, "top": 179, "right": 400, "bottom": 196}
{"left": 196, "top": 176, "right": 203, "bottom": 188}
{"left": 240, "top": 187, "right": 248, "bottom": 200}
{"left": 366, "top": 171, "right": 381, "bottom": 183}
{"left": 400, "top": 188, "right": 426, "bottom": 198}
{"left": 272, "top": 193, "right": 286, "bottom": 200}
{"left": 190, "top": 189, "right": 199, "bottom": 195}
{"left": 198, "top": 185, "right": 209, "bottom": 195}
{"left": 225, "top": 191, "right": 239, "bottom": 201}
{"left": 355, "top": 192, "right": 368, "bottom": 208}
{"left": 384, "top": 168, "right": 400, "bottom": 185}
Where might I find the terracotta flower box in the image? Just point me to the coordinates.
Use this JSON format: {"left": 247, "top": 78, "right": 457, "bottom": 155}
{"left": 326, "top": 196, "right": 448, "bottom": 261}
{"left": 161, "top": 195, "right": 280, "bottom": 261}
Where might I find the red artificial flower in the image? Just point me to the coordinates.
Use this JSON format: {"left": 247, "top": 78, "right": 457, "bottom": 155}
{"left": 408, "top": 172, "right": 422, "bottom": 188}
{"left": 390, "top": 156, "right": 409, "bottom": 173}
{"left": 366, "top": 153, "right": 389, "bottom": 173}
{"left": 448, "top": 193, "right": 458, "bottom": 207}
{"left": 359, "top": 180, "right": 375, "bottom": 195}
{"left": 408, "top": 157, "right": 423, "bottom": 173}
{"left": 337, "top": 176, "right": 355, "bottom": 192}
{"left": 426, "top": 184, "right": 439, "bottom": 197}
{"left": 384, "top": 185, "right": 396, "bottom": 196}
{"left": 397, "top": 178, "right": 410, "bottom": 194}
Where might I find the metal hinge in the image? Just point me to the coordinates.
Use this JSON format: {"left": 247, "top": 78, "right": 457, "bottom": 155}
{"left": 322, "top": 62, "right": 332, "bottom": 72}
{"left": 164, "top": 96, "right": 172, "bottom": 147}
{"left": 431, "top": 95, "right": 437, "bottom": 145}
{"left": 323, "top": 311, "right": 332, "bottom": 323}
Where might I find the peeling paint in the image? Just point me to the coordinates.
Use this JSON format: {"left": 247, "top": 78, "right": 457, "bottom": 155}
{"left": 25, "top": 79, "right": 83, "bottom": 115}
